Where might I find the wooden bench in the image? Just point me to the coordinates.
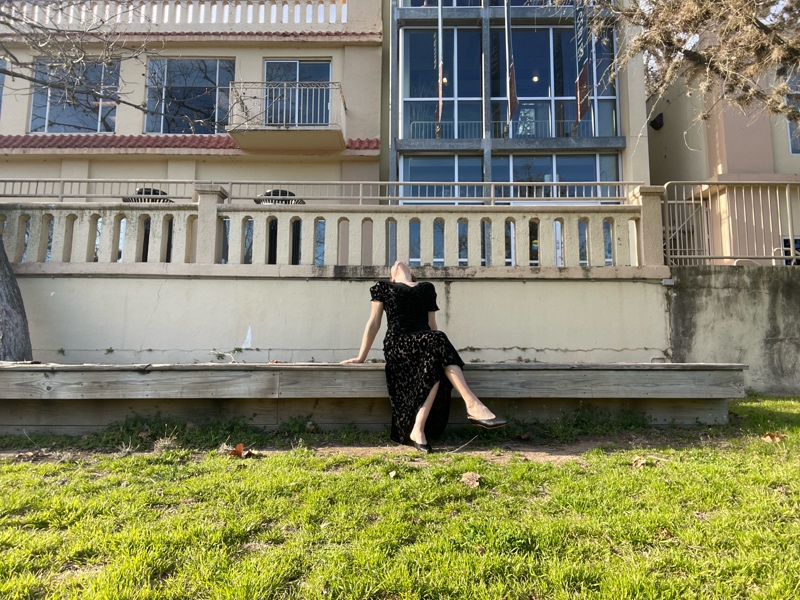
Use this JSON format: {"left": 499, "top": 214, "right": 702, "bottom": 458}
{"left": 0, "top": 362, "right": 747, "bottom": 435}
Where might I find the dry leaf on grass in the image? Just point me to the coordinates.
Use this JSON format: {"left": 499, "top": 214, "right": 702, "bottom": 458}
{"left": 761, "top": 432, "right": 787, "bottom": 443}
{"left": 461, "top": 472, "right": 481, "bottom": 488}
{"left": 388, "top": 471, "right": 397, "bottom": 479}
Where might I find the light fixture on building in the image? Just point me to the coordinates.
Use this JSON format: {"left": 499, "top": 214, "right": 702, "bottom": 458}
{"left": 532, "top": 75, "right": 539, "bottom": 83}
{"left": 649, "top": 112, "right": 664, "bottom": 130}
{"left": 442, "top": 76, "right": 449, "bottom": 85}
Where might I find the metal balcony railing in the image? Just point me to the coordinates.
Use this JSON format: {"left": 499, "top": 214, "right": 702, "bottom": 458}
{"left": 227, "top": 82, "right": 346, "bottom": 132}
{"left": 663, "top": 181, "right": 800, "bottom": 266}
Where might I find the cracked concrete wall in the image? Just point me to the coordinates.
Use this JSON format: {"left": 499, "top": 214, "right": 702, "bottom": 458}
{"left": 670, "top": 266, "right": 800, "bottom": 394}
{"left": 17, "top": 276, "right": 670, "bottom": 365}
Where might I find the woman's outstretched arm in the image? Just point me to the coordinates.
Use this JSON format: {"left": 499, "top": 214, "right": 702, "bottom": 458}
{"left": 341, "top": 301, "right": 384, "bottom": 364}
{"left": 428, "top": 311, "right": 438, "bottom": 331}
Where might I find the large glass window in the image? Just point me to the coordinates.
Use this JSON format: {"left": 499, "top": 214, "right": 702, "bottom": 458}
{"left": 402, "top": 28, "right": 482, "bottom": 140}
{"left": 30, "top": 60, "right": 119, "bottom": 133}
{"left": 401, "top": 155, "right": 483, "bottom": 197}
{"left": 264, "top": 61, "right": 331, "bottom": 126}
{"left": 491, "top": 154, "right": 620, "bottom": 198}
{"left": 146, "top": 58, "right": 234, "bottom": 134}
{"left": 490, "top": 27, "right": 617, "bottom": 139}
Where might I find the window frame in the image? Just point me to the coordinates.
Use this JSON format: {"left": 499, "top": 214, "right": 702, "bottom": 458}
{"left": 399, "top": 27, "right": 483, "bottom": 140}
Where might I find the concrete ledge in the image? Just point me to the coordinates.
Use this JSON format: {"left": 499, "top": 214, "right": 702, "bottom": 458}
{"left": 0, "top": 362, "right": 747, "bottom": 434}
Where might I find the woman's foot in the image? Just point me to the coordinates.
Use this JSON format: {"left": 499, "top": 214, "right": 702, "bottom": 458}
{"left": 465, "top": 399, "right": 507, "bottom": 429}
{"left": 409, "top": 432, "right": 432, "bottom": 453}
{"left": 467, "top": 416, "right": 508, "bottom": 430}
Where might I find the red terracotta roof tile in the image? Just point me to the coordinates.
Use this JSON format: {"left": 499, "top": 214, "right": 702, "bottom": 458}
{"left": 346, "top": 138, "right": 380, "bottom": 150}
{"left": 0, "top": 134, "right": 240, "bottom": 150}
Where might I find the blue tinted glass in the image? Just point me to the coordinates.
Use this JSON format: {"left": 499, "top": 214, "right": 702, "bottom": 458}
{"left": 147, "top": 59, "right": 233, "bottom": 133}
{"left": 299, "top": 62, "right": 330, "bottom": 83}
{"left": 30, "top": 61, "right": 118, "bottom": 133}
{"left": 167, "top": 59, "right": 218, "bottom": 87}
{"left": 553, "top": 29, "right": 577, "bottom": 97}
{"left": 457, "top": 30, "right": 481, "bottom": 97}
{"left": 265, "top": 61, "right": 297, "bottom": 82}
{"left": 513, "top": 29, "right": 550, "bottom": 97}
{"left": 490, "top": 29, "right": 506, "bottom": 97}
{"left": 593, "top": 29, "right": 615, "bottom": 96}
{"left": 405, "top": 101, "right": 455, "bottom": 139}
{"left": 513, "top": 156, "right": 552, "bottom": 183}
{"left": 457, "top": 101, "right": 482, "bottom": 138}
{"left": 556, "top": 154, "right": 595, "bottom": 182}
{"left": 404, "top": 30, "right": 438, "bottom": 98}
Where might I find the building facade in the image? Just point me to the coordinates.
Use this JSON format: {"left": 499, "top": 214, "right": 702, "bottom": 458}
{"left": 387, "top": 0, "right": 650, "bottom": 194}
{"left": 0, "top": 0, "right": 383, "bottom": 185}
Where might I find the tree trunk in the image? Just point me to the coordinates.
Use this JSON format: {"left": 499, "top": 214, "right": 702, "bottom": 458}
{"left": 0, "top": 241, "right": 33, "bottom": 361}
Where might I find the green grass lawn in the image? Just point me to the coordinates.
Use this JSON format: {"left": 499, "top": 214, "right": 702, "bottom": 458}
{"left": 1, "top": 398, "right": 799, "bottom": 599}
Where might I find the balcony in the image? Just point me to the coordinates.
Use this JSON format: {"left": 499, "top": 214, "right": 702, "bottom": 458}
{"left": 227, "top": 82, "right": 346, "bottom": 151}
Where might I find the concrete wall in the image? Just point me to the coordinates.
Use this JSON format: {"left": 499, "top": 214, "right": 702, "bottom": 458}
{"left": 16, "top": 275, "right": 671, "bottom": 365}
{"left": 670, "top": 266, "right": 800, "bottom": 394}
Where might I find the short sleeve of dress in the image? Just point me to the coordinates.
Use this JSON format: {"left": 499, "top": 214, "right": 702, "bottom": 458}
{"left": 424, "top": 282, "right": 439, "bottom": 312}
{"left": 369, "top": 281, "right": 387, "bottom": 302}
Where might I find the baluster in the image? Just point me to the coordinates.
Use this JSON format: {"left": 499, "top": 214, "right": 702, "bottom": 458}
{"left": 24, "top": 212, "right": 47, "bottom": 263}
{"left": 49, "top": 214, "right": 67, "bottom": 263}
{"left": 323, "top": 213, "right": 338, "bottom": 266}
{"left": 443, "top": 215, "right": 458, "bottom": 267}
{"left": 395, "top": 215, "right": 410, "bottom": 264}
{"left": 248, "top": 213, "right": 267, "bottom": 264}
{"left": 562, "top": 214, "right": 580, "bottom": 267}
{"left": 72, "top": 212, "right": 97, "bottom": 263}
{"left": 299, "top": 215, "right": 314, "bottom": 266}
{"left": 372, "top": 216, "right": 386, "bottom": 267}
{"left": 94, "top": 211, "right": 115, "bottom": 263}
{"left": 347, "top": 217, "right": 361, "bottom": 266}
{"left": 491, "top": 217, "right": 506, "bottom": 268}
{"left": 3, "top": 214, "right": 23, "bottom": 262}
{"left": 170, "top": 213, "right": 190, "bottom": 264}
{"left": 515, "top": 216, "right": 530, "bottom": 268}
{"left": 226, "top": 214, "right": 243, "bottom": 264}
{"left": 419, "top": 215, "right": 434, "bottom": 267}
{"left": 148, "top": 214, "right": 166, "bottom": 263}
{"left": 538, "top": 216, "right": 555, "bottom": 267}
{"left": 615, "top": 217, "right": 632, "bottom": 267}
{"left": 274, "top": 213, "right": 291, "bottom": 265}
{"left": 467, "top": 215, "right": 482, "bottom": 267}
{"left": 589, "top": 216, "right": 606, "bottom": 267}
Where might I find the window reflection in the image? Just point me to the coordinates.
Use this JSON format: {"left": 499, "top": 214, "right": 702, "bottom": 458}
{"left": 30, "top": 60, "right": 119, "bottom": 133}
{"left": 146, "top": 58, "right": 234, "bottom": 134}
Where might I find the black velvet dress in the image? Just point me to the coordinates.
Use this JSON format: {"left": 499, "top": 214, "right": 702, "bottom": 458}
{"left": 369, "top": 281, "right": 465, "bottom": 445}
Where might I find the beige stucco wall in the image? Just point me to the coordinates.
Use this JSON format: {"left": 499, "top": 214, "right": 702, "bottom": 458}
{"left": 770, "top": 116, "right": 800, "bottom": 177}
{"left": 615, "top": 26, "right": 650, "bottom": 185}
{"left": 646, "top": 81, "right": 709, "bottom": 185}
{"left": 648, "top": 76, "right": 800, "bottom": 183}
{"left": 17, "top": 276, "right": 671, "bottom": 365}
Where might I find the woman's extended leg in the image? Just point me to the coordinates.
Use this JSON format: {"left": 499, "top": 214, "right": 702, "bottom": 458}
{"left": 444, "top": 365, "right": 504, "bottom": 424}
{"left": 409, "top": 381, "right": 439, "bottom": 448}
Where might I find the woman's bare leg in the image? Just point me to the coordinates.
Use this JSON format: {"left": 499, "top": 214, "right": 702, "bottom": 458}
{"left": 444, "top": 365, "right": 497, "bottom": 420}
{"left": 410, "top": 381, "right": 439, "bottom": 446}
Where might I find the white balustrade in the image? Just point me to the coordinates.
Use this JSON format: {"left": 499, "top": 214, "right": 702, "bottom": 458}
{"left": 4, "top": 0, "right": 351, "bottom": 31}
{"left": 2, "top": 200, "right": 646, "bottom": 269}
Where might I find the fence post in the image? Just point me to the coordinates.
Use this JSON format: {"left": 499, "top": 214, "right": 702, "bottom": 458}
{"left": 629, "top": 185, "right": 666, "bottom": 267}
{"left": 194, "top": 184, "right": 228, "bottom": 264}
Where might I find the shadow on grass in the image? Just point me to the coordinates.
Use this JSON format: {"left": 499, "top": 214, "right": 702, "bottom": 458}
{"left": 1, "top": 398, "right": 798, "bottom": 453}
